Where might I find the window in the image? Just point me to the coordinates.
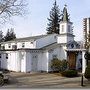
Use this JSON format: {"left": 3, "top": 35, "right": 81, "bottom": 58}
{"left": 33, "top": 55, "right": 37, "bottom": 58}
{"left": 68, "top": 25, "right": 70, "bottom": 32}
{"left": 6, "top": 54, "right": 8, "bottom": 59}
{"left": 30, "top": 42, "right": 33, "bottom": 44}
{"left": 8, "top": 44, "right": 11, "bottom": 48}
{"left": 52, "top": 55, "right": 57, "bottom": 59}
{"left": 1, "top": 46, "right": 5, "bottom": 50}
{"left": 12, "top": 45, "right": 17, "bottom": 49}
{"left": 22, "top": 43, "right": 25, "bottom": 48}
{"left": 0, "top": 44, "right": 1, "bottom": 49}
{"left": 71, "top": 44, "right": 74, "bottom": 48}
{"left": 61, "top": 25, "right": 64, "bottom": 32}
{"left": 0, "top": 54, "right": 1, "bottom": 58}
{"left": 48, "top": 49, "right": 53, "bottom": 53}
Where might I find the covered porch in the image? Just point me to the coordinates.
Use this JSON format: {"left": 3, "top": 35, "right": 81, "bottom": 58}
{"left": 66, "top": 49, "right": 86, "bottom": 73}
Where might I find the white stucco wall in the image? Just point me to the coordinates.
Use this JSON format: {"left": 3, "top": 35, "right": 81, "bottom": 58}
{"left": 40, "top": 51, "right": 49, "bottom": 72}
{"left": 57, "top": 36, "right": 67, "bottom": 43}
{"left": 26, "top": 52, "right": 32, "bottom": 72}
{"left": 25, "top": 50, "right": 49, "bottom": 72}
{"left": 58, "top": 21, "right": 74, "bottom": 44}
{"left": 37, "top": 52, "right": 43, "bottom": 71}
{"left": 0, "top": 51, "right": 21, "bottom": 72}
{"left": 19, "top": 51, "right": 26, "bottom": 72}
{"left": 57, "top": 35, "right": 74, "bottom": 44}
{"left": 0, "top": 50, "right": 28, "bottom": 72}
{"left": 60, "top": 22, "right": 73, "bottom": 34}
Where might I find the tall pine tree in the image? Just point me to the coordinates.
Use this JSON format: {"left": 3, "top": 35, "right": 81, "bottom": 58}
{"left": 4, "top": 28, "right": 16, "bottom": 41}
{"left": 0, "top": 30, "right": 4, "bottom": 42}
{"left": 46, "top": 0, "right": 61, "bottom": 34}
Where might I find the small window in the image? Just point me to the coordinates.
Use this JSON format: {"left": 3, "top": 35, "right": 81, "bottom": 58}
{"left": 0, "top": 54, "right": 1, "bottom": 58}
{"left": 61, "top": 25, "right": 64, "bottom": 32}
{"left": 33, "top": 55, "right": 37, "bottom": 58}
{"left": 8, "top": 44, "right": 11, "bottom": 48}
{"left": 49, "top": 49, "right": 53, "bottom": 53}
{"left": 30, "top": 42, "right": 33, "bottom": 44}
{"left": 22, "top": 43, "right": 25, "bottom": 48}
{"left": 12, "top": 45, "right": 17, "bottom": 49}
{"left": 1, "top": 46, "right": 5, "bottom": 50}
{"left": 6, "top": 54, "right": 8, "bottom": 59}
{"left": 0, "top": 44, "right": 1, "bottom": 49}
{"left": 52, "top": 55, "right": 57, "bottom": 59}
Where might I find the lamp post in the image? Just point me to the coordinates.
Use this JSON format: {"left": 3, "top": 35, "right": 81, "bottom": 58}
{"left": 81, "top": 73, "right": 84, "bottom": 86}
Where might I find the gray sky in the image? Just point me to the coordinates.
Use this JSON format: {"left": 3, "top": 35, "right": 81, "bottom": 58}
{"left": 1, "top": 0, "right": 90, "bottom": 41}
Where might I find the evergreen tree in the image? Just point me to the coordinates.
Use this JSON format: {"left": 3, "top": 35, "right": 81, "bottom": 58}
{"left": 0, "top": 30, "right": 4, "bottom": 42}
{"left": 4, "top": 28, "right": 16, "bottom": 41}
{"left": 46, "top": 0, "right": 61, "bottom": 34}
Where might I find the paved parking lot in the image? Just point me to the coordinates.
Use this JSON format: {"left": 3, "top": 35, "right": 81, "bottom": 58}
{"left": 0, "top": 72, "right": 90, "bottom": 88}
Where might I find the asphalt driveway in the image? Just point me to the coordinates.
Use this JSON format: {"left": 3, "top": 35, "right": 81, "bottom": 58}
{"left": 1, "top": 72, "right": 90, "bottom": 88}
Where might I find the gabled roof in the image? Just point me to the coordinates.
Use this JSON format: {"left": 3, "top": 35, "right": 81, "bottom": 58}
{"left": 0, "top": 34, "right": 53, "bottom": 44}
{"left": 66, "top": 40, "right": 80, "bottom": 49}
{"left": 57, "top": 33, "right": 75, "bottom": 37}
{"left": 41, "top": 42, "right": 63, "bottom": 50}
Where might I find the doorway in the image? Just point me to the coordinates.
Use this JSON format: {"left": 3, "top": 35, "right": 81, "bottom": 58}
{"left": 31, "top": 55, "right": 38, "bottom": 72}
{"left": 68, "top": 52, "right": 76, "bottom": 69}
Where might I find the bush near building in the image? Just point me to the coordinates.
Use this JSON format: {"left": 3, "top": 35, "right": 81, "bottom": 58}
{"left": 50, "top": 58, "right": 68, "bottom": 72}
{"left": 84, "top": 63, "right": 90, "bottom": 80}
{"left": 0, "top": 73, "right": 4, "bottom": 86}
{"left": 61, "top": 70, "right": 78, "bottom": 77}
{"left": 84, "top": 51, "right": 90, "bottom": 80}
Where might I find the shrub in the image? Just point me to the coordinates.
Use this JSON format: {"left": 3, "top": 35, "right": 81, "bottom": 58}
{"left": 61, "top": 70, "right": 78, "bottom": 77}
{"left": 3, "top": 69, "right": 9, "bottom": 73}
{"left": 0, "top": 75, "right": 4, "bottom": 85}
{"left": 84, "top": 51, "right": 90, "bottom": 61}
{"left": 0, "top": 73, "right": 3, "bottom": 78}
{"left": 50, "top": 58, "right": 68, "bottom": 72}
{"left": 61, "top": 59, "right": 68, "bottom": 71}
{"left": 84, "top": 63, "right": 90, "bottom": 79}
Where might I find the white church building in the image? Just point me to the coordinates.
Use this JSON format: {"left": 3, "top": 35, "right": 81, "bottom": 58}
{"left": 0, "top": 6, "right": 86, "bottom": 73}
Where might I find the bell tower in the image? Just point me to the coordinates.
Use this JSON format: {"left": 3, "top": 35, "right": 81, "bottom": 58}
{"left": 57, "top": 5, "right": 75, "bottom": 44}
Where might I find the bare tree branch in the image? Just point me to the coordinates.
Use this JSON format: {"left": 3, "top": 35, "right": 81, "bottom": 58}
{"left": 0, "top": 0, "right": 27, "bottom": 24}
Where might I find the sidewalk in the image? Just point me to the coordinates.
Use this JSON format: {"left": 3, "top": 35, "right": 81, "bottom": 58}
{"left": 1, "top": 72, "right": 90, "bottom": 88}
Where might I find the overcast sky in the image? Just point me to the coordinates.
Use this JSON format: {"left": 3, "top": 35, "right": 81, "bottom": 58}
{"left": 1, "top": 0, "right": 90, "bottom": 41}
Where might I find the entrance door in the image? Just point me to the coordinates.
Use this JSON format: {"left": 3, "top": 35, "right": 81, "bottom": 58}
{"left": 68, "top": 52, "right": 76, "bottom": 69}
{"left": 31, "top": 55, "right": 38, "bottom": 72}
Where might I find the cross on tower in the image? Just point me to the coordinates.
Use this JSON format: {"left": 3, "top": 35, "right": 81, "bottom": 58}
{"left": 64, "top": 4, "right": 67, "bottom": 7}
